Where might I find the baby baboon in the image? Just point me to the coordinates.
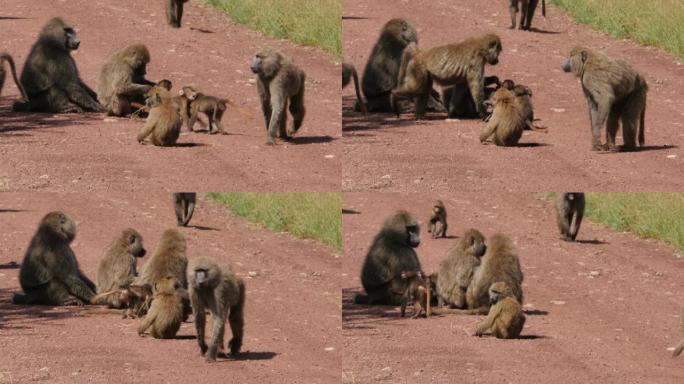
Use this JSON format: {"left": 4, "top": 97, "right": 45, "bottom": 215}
{"left": 137, "top": 86, "right": 181, "bottom": 146}
{"left": 13, "top": 211, "right": 96, "bottom": 305}
{"left": 443, "top": 76, "right": 500, "bottom": 119}
{"left": 509, "top": 0, "right": 546, "bottom": 30}
{"left": 355, "top": 210, "right": 422, "bottom": 305}
{"left": 95, "top": 228, "right": 146, "bottom": 308}
{"left": 97, "top": 44, "right": 156, "bottom": 117}
{"left": 479, "top": 87, "right": 526, "bottom": 146}
{"left": 13, "top": 18, "right": 103, "bottom": 113}
{"left": 172, "top": 192, "right": 196, "bottom": 227}
{"left": 436, "top": 229, "right": 487, "bottom": 309}
{"left": 342, "top": 62, "right": 367, "bottom": 115}
{"left": 398, "top": 270, "right": 432, "bottom": 318}
{"left": 167, "top": 0, "right": 189, "bottom": 28}
{"left": 188, "top": 257, "right": 246, "bottom": 361}
{"left": 157, "top": 79, "right": 173, "bottom": 91}
{"left": 178, "top": 86, "right": 229, "bottom": 134}
{"left": 555, "top": 192, "right": 585, "bottom": 242}
{"left": 673, "top": 305, "right": 684, "bottom": 357}
{"left": 0, "top": 52, "right": 28, "bottom": 100}
{"left": 474, "top": 281, "right": 525, "bottom": 339}
{"left": 427, "top": 200, "right": 448, "bottom": 239}
{"left": 562, "top": 46, "right": 647, "bottom": 151}
{"left": 250, "top": 47, "right": 306, "bottom": 145}
{"left": 138, "top": 276, "right": 184, "bottom": 339}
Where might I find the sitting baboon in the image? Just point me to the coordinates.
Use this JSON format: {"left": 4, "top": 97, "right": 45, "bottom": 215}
{"left": 167, "top": 0, "right": 189, "bottom": 28}
{"left": 436, "top": 229, "right": 487, "bottom": 309}
{"left": 427, "top": 200, "right": 448, "bottom": 239}
{"left": 97, "top": 44, "right": 156, "bottom": 116}
{"left": 137, "top": 86, "right": 181, "bottom": 146}
{"left": 673, "top": 305, "right": 684, "bottom": 357}
{"left": 172, "top": 192, "right": 196, "bottom": 227}
{"left": 443, "top": 76, "right": 500, "bottom": 119}
{"left": 13, "top": 18, "right": 103, "bottom": 113}
{"left": 95, "top": 228, "right": 147, "bottom": 308}
{"left": 479, "top": 87, "right": 526, "bottom": 146}
{"left": 342, "top": 62, "right": 367, "bottom": 114}
{"left": 555, "top": 193, "right": 585, "bottom": 242}
{"left": 562, "top": 46, "right": 647, "bottom": 151}
{"left": 354, "top": 210, "right": 422, "bottom": 305}
{"left": 138, "top": 276, "right": 184, "bottom": 339}
{"left": 12, "top": 211, "right": 96, "bottom": 305}
{"left": 250, "top": 47, "right": 306, "bottom": 145}
{"left": 509, "top": 0, "right": 546, "bottom": 30}
{"left": 474, "top": 281, "right": 525, "bottom": 339}
{"left": 0, "top": 52, "right": 28, "bottom": 100}
{"left": 135, "top": 228, "right": 188, "bottom": 288}
{"left": 398, "top": 270, "right": 432, "bottom": 318}
{"left": 188, "top": 257, "right": 246, "bottom": 361}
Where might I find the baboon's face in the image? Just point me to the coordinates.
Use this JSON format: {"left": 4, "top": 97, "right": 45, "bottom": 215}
{"left": 488, "top": 282, "right": 509, "bottom": 304}
{"left": 491, "top": 88, "right": 514, "bottom": 105}
{"left": 127, "top": 231, "right": 146, "bottom": 258}
{"left": 483, "top": 37, "right": 502, "bottom": 66}
{"left": 179, "top": 86, "right": 198, "bottom": 101}
{"left": 42, "top": 211, "right": 76, "bottom": 242}
{"left": 63, "top": 27, "right": 80, "bottom": 50}
{"left": 405, "top": 222, "right": 420, "bottom": 248}
{"left": 465, "top": 230, "right": 487, "bottom": 258}
{"left": 562, "top": 47, "right": 587, "bottom": 75}
{"left": 384, "top": 19, "right": 418, "bottom": 46}
{"left": 145, "top": 87, "right": 169, "bottom": 107}
{"left": 250, "top": 48, "right": 281, "bottom": 78}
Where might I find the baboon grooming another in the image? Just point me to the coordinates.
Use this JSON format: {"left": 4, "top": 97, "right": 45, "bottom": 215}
{"left": 436, "top": 229, "right": 487, "bottom": 309}
{"left": 13, "top": 212, "right": 96, "bottom": 305}
{"left": 355, "top": 211, "right": 421, "bottom": 305}
{"left": 427, "top": 200, "right": 448, "bottom": 239}
{"left": 138, "top": 276, "right": 184, "bottom": 339}
{"left": 0, "top": 52, "right": 28, "bottom": 100}
{"left": 173, "top": 192, "right": 196, "bottom": 227}
{"left": 474, "top": 281, "right": 525, "bottom": 339}
{"left": 95, "top": 228, "right": 146, "bottom": 308}
{"left": 167, "top": 0, "right": 189, "bottom": 28}
{"left": 479, "top": 87, "right": 526, "bottom": 146}
{"left": 509, "top": 0, "right": 546, "bottom": 30}
{"left": 137, "top": 86, "right": 181, "bottom": 146}
{"left": 13, "top": 18, "right": 103, "bottom": 113}
{"left": 673, "top": 305, "right": 684, "bottom": 357}
{"left": 188, "top": 257, "right": 246, "bottom": 361}
{"left": 562, "top": 46, "right": 647, "bottom": 151}
{"left": 97, "top": 44, "right": 156, "bottom": 116}
{"left": 250, "top": 47, "right": 306, "bottom": 145}
{"left": 398, "top": 270, "right": 432, "bottom": 318}
{"left": 342, "top": 62, "right": 367, "bottom": 114}
{"left": 555, "top": 193, "right": 585, "bottom": 242}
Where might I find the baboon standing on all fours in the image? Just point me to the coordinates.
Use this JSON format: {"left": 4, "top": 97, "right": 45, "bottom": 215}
{"left": 13, "top": 18, "right": 103, "bottom": 113}
{"left": 0, "top": 52, "right": 28, "bottom": 101}
{"left": 555, "top": 193, "right": 585, "bottom": 242}
{"left": 562, "top": 46, "right": 647, "bottom": 151}
{"left": 138, "top": 276, "right": 184, "bottom": 339}
{"left": 474, "top": 281, "right": 526, "bottom": 339}
{"left": 436, "top": 229, "right": 487, "bottom": 309}
{"left": 97, "top": 44, "right": 156, "bottom": 117}
{"left": 342, "top": 62, "right": 367, "bottom": 115}
{"left": 173, "top": 192, "right": 196, "bottom": 227}
{"left": 167, "top": 0, "right": 189, "bottom": 28}
{"left": 427, "top": 200, "right": 448, "bottom": 239}
{"left": 13, "top": 212, "right": 97, "bottom": 306}
{"left": 509, "top": 0, "right": 546, "bottom": 30}
{"left": 355, "top": 211, "right": 422, "bottom": 305}
{"left": 95, "top": 228, "right": 146, "bottom": 308}
{"left": 250, "top": 47, "right": 306, "bottom": 145}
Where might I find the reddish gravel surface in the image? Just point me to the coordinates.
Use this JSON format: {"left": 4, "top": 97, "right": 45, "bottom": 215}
{"left": 342, "top": 0, "right": 684, "bottom": 192}
{"left": 0, "top": 0, "right": 340, "bottom": 192}
{"left": 342, "top": 193, "right": 684, "bottom": 383}
{"left": 0, "top": 194, "right": 340, "bottom": 383}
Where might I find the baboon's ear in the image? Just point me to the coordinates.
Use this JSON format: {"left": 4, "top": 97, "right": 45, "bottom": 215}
{"left": 580, "top": 50, "right": 588, "bottom": 63}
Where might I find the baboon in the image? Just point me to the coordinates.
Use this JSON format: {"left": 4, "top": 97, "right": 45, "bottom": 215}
{"left": 90, "top": 283, "right": 153, "bottom": 318}
{"left": 479, "top": 87, "right": 526, "bottom": 146}
{"left": 12, "top": 211, "right": 96, "bottom": 305}
{"left": 12, "top": 18, "right": 103, "bottom": 113}
{"left": 95, "top": 228, "right": 147, "bottom": 308}
{"left": 509, "top": 0, "right": 546, "bottom": 30}
{"left": 250, "top": 47, "right": 306, "bottom": 145}
{"left": 673, "top": 305, "right": 684, "bottom": 357}
{"left": 474, "top": 281, "right": 526, "bottom": 339}
{"left": 443, "top": 76, "right": 500, "bottom": 119}
{"left": 167, "top": 0, "right": 189, "bottom": 28}
{"left": 342, "top": 62, "right": 367, "bottom": 114}
{"left": 354, "top": 211, "right": 421, "bottom": 305}
{"left": 397, "top": 270, "right": 432, "bottom": 318}
{"left": 173, "top": 192, "right": 196, "bottom": 227}
{"left": 497, "top": 79, "right": 546, "bottom": 131}
{"left": 555, "top": 192, "right": 585, "bottom": 242}
{"left": 562, "top": 46, "right": 647, "bottom": 151}
{"left": 436, "top": 229, "right": 487, "bottom": 309}
{"left": 138, "top": 276, "right": 184, "bottom": 339}
{"left": 157, "top": 79, "right": 173, "bottom": 91}
{"left": 178, "top": 86, "right": 229, "bottom": 134}
{"left": 137, "top": 86, "right": 181, "bottom": 146}
{"left": 0, "top": 52, "right": 28, "bottom": 100}
{"left": 427, "top": 200, "right": 448, "bottom": 239}
{"left": 188, "top": 257, "right": 246, "bottom": 361}
{"left": 97, "top": 44, "right": 155, "bottom": 117}
{"left": 135, "top": 228, "right": 188, "bottom": 288}
{"left": 392, "top": 33, "right": 502, "bottom": 119}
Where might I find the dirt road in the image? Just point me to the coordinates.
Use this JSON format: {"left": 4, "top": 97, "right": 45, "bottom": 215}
{"left": 342, "top": 0, "right": 684, "bottom": 192}
{"left": 342, "top": 192, "right": 684, "bottom": 383}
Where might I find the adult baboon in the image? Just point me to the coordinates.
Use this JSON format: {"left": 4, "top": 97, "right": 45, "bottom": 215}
{"left": 13, "top": 18, "right": 103, "bottom": 113}
{"left": 436, "top": 229, "right": 487, "bottom": 309}
{"left": 0, "top": 52, "right": 28, "bottom": 100}
{"left": 167, "top": 0, "right": 189, "bottom": 28}
{"left": 342, "top": 62, "right": 367, "bottom": 114}
{"left": 398, "top": 270, "right": 432, "bottom": 318}
{"left": 673, "top": 305, "right": 684, "bottom": 357}
{"left": 137, "top": 86, "right": 181, "bottom": 146}
{"left": 427, "top": 200, "right": 448, "bottom": 239}
{"left": 97, "top": 44, "right": 156, "bottom": 116}
{"left": 479, "top": 87, "right": 526, "bottom": 146}
{"left": 562, "top": 46, "right": 647, "bottom": 151}
{"left": 474, "top": 281, "right": 525, "bottom": 339}
{"left": 135, "top": 228, "right": 188, "bottom": 288}
{"left": 509, "top": 0, "right": 546, "bottom": 30}
{"left": 172, "top": 192, "right": 196, "bottom": 227}
{"left": 138, "top": 276, "right": 184, "bottom": 339}
{"left": 555, "top": 192, "right": 585, "bottom": 242}
{"left": 354, "top": 210, "right": 421, "bottom": 305}
{"left": 12, "top": 211, "right": 96, "bottom": 305}
{"left": 188, "top": 257, "right": 246, "bottom": 361}
{"left": 250, "top": 47, "right": 306, "bottom": 145}
{"left": 443, "top": 76, "right": 500, "bottom": 119}
{"left": 392, "top": 33, "right": 502, "bottom": 119}
{"left": 95, "top": 228, "right": 146, "bottom": 308}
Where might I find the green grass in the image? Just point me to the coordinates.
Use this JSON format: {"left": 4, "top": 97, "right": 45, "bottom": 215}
{"left": 550, "top": 0, "right": 684, "bottom": 59}
{"left": 204, "top": 0, "right": 341, "bottom": 58}
{"left": 208, "top": 192, "right": 341, "bottom": 250}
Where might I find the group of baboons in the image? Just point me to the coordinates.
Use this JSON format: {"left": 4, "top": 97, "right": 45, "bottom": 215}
{"left": 343, "top": 1, "right": 648, "bottom": 151}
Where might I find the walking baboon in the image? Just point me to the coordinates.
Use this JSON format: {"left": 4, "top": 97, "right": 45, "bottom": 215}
{"left": 166, "top": 0, "right": 189, "bottom": 28}
{"left": 138, "top": 276, "right": 184, "bottom": 339}
{"left": 474, "top": 281, "right": 525, "bottom": 339}
{"left": 443, "top": 76, "right": 500, "bottom": 119}
{"left": 562, "top": 46, "right": 647, "bottom": 151}
{"left": 95, "top": 228, "right": 146, "bottom": 308}
{"left": 250, "top": 47, "right": 306, "bottom": 145}
{"left": 13, "top": 18, "right": 103, "bottom": 113}
{"left": 137, "top": 86, "right": 181, "bottom": 146}
{"left": 173, "top": 192, "right": 196, "bottom": 227}
{"left": 427, "top": 200, "right": 448, "bottom": 239}
{"left": 342, "top": 62, "right": 367, "bottom": 114}
{"left": 509, "top": 0, "right": 546, "bottom": 30}
{"left": 355, "top": 210, "right": 422, "bottom": 305}
{"left": 178, "top": 86, "right": 228, "bottom": 134}
{"left": 0, "top": 52, "right": 28, "bottom": 100}
{"left": 555, "top": 192, "right": 585, "bottom": 242}
{"left": 436, "top": 229, "right": 487, "bottom": 309}
{"left": 673, "top": 305, "right": 684, "bottom": 357}
{"left": 479, "top": 87, "right": 526, "bottom": 146}
{"left": 188, "top": 257, "right": 246, "bottom": 361}
{"left": 97, "top": 44, "right": 156, "bottom": 117}
{"left": 398, "top": 270, "right": 432, "bottom": 318}
{"left": 12, "top": 211, "right": 96, "bottom": 305}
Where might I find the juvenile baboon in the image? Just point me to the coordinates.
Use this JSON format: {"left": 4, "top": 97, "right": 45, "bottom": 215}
{"left": 562, "top": 46, "right": 647, "bottom": 151}
{"left": 250, "top": 47, "right": 306, "bottom": 145}
{"left": 509, "top": 0, "right": 546, "bottom": 30}
{"left": 178, "top": 86, "right": 229, "bottom": 134}
{"left": 138, "top": 276, "right": 184, "bottom": 339}
{"left": 427, "top": 200, "right": 448, "bottom": 239}
{"left": 555, "top": 192, "right": 585, "bottom": 242}
{"left": 0, "top": 52, "right": 28, "bottom": 100}
{"left": 342, "top": 62, "right": 367, "bottom": 114}
{"left": 167, "top": 0, "right": 189, "bottom": 28}
{"left": 673, "top": 305, "right": 684, "bottom": 357}
{"left": 12, "top": 211, "right": 96, "bottom": 305}
{"left": 137, "top": 86, "right": 181, "bottom": 146}
{"left": 397, "top": 270, "right": 432, "bottom": 318}
{"left": 13, "top": 18, "right": 103, "bottom": 113}
{"left": 97, "top": 44, "right": 156, "bottom": 116}
{"left": 436, "top": 229, "right": 487, "bottom": 309}
{"left": 474, "top": 281, "right": 525, "bottom": 339}
{"left": 392, "top": 33, "right": 502, "bottom": 119}
{"left": 188, "top": 257, "right": 246, "bottom": 361}
{"left": 479, "top": 87, "right": 526, "bottom": 146}
{"left": 354, "top": 211, "right": 422, "bottom": 305}
{"left": 443, "top": 76, "right": 500, "bottom": 119}
{"left": 157, "top": 79, "right": 173, "bottom": 91}
{"left": 173, "top": 192, "right": 196, "bottom": 227}
{"left": 95, "top": 228, "right": 146, "bottom": 308}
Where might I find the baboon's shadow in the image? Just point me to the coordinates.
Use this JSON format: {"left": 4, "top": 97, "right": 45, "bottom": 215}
{"left": 342, "top": 209, "right": 361, "bottom": 215}
{"left": 220, "top": 351, "right": 277, "bottom": 361}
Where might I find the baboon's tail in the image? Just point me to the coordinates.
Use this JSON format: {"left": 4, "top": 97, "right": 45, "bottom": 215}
{"left": 12, "top": 293, "right": 27, "bottom": 304}
{"left": 673, "top": 339, "right": 684, "bottom": 357}
{"left": 542, "top": 0, "right": 546, "bottom": 17}
{"left": 225, "top": 99, "right": 254, "bottom": 119}
{"left": 638, "top": 104, "right": 645, "bottom": 146}
{"left": 0, "top": 52, "right": 28, "bottom": 101}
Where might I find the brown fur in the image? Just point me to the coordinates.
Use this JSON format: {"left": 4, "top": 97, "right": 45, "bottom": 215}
{"left": 95, "top": 228, "right": 146, "bottom": 308}
{"left": 436, "top": 229, "right": 487, "bottom": 309}
{"left": 342, "top": 62, "right": 367, "bottom": 114}
{"left": 138, "top": 276, "right": 184, "bottom": 338}
{"left": 97, "top": 44, "right": 155, "bottom": 116}
{"left": 157, "top": 79, "right": 172, "bottom": 91}
{"left": 443, "top": 76, "right": 500, "bottom": 119}
{"left": 427, "top": 200, "right": 448, "bottom": 238}
{"left": 166, "top": 0, "right": 189, "bottom": 28}
{"left": 178, "top": 86, "right": 228, "bottom": 134}
{"left": 474, "top": 281, "right": 526, "bottom": 338}
{"left": 555, "top": 193, "right": 585, "bottom": 242}
{"left": 91, "top": 284, "right": 153, "bottom": 318}
{"left": 398, "top": 270, "right": 432, "bottom": 318}
{"left": 172, "top": 192, "right": 196, "bottom": 227}
{"left": 0, "top": 52, "right": 28, "bottom": 101}
{"left": 509, "top": 0, "right": 546, "bottom": 30}
{"left": 479, "top": 88, "right": 526, "bottom": 146}
{"left": 137, "top": 86, "right": 181, "bottom": 146}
